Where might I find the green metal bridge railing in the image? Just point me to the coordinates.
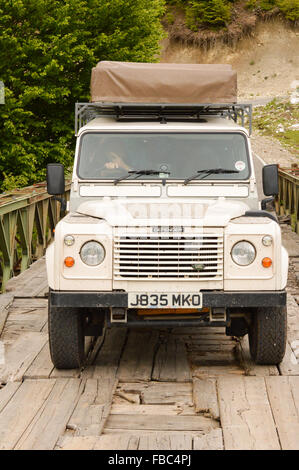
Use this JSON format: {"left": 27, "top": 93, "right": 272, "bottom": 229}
{"left": 0, "top": 182, "right": 71, "bottom": 292}
{"left": 276, "top": 166, "right": 299, "bottom": 235}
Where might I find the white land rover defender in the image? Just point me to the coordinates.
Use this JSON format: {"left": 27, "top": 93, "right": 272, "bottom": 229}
{"left": 46, "top": 62, "right": 288, "bottom": 369}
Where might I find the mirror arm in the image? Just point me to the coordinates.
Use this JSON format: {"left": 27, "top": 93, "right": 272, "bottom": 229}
{"left": 261, "top": 196, "right": 275, "bottom": 211}
{"left": 53, "top": 196, "right": 67, "bottom": 214}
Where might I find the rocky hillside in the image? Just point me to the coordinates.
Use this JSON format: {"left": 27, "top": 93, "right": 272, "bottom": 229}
{"left": 161, "top": 18, "right": 299, "bottom": 101}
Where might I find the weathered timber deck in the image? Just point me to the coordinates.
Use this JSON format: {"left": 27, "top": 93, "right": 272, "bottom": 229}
{"left": 0, "top": 229, "right": 298, "bottom": 450}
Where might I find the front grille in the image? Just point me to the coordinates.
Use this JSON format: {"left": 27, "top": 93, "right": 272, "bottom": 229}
{"left": 113, "top": 231, "right": 224, "bottom": 280}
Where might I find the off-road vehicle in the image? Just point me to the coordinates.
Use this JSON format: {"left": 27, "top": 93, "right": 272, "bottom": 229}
{"left": 46, "top": 62, "right": 288, "bottom": 369}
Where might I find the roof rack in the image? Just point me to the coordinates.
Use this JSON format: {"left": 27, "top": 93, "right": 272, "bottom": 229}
{"left": 75, "top": 102, "right": 252, "bottom": 136}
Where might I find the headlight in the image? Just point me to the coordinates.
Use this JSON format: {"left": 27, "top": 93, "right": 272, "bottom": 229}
{"left": 231, "top": 241, "right": 256, "bottom": 266}
{"left": 64, "top": 235, "right": 75, "bottom": 246}
{"left": 80, "top": 241, "right": 105, "bottom": 266}
{"left": 262, "top": 235, "right": 272, "bottom": 247}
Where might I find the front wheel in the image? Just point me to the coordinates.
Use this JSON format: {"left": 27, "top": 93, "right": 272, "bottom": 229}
{"left": 48, "top": 301, "right": 85, "bottom": 369}
{"left": 249, "top": 306, "right": 287, "bottom": 365}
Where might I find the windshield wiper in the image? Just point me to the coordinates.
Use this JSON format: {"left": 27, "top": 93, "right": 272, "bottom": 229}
{"left": 114, "top": 169, "right": 170, "bottom": 185}
{"left": 183, "top": 168, "right": 239, "bottom": 185}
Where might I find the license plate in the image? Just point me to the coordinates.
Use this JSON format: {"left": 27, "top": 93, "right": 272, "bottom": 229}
{"left": 128, "top": 292, "right": 202, "bottom": 309}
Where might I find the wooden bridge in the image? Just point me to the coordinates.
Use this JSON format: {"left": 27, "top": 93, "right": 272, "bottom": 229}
{"left": 0, "top": 155, "right": 299, "bottom": 450}
{"left": 0, "top": 223, "right": 298, "bottom": 450}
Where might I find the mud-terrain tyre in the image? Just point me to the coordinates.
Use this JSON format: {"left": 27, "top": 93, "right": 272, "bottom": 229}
{"left": 249, "top": 306, "right": 287, "bottom": 365}
{"left": 48, "top": 301, "right": 85, "bottom": 369}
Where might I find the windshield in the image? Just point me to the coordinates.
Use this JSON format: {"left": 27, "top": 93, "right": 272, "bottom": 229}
{"left": 77, "top": 132, "right": 250, "bottom": 181}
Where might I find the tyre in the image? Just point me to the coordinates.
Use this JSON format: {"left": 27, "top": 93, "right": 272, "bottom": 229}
{"left": 249, "top": 306, "right": 287, "bottom": 365}
{"left": 48, "top": 299, "right": 85, "bottom": 369}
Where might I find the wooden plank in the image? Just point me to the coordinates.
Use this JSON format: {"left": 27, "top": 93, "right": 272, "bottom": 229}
{"left": 35, "top": 283, "right": 49, "bottom": 298}
{"left": 94, "top": 434, "right": 139, "bottom": 450}
{"left": 0, "top": 294, "right": 14, "bottom": 336}
{"left": 193, "top": 429, "right": 223, "bottom": 450}
{"left": 29, "top": 278, "right": 48, "bottom": 298}
{"left": 4, "top": 305, "right": 48, "bottom": 334}
{"left": 286, "top": 294, "right": 299, "bottom": 344}
{"left": 138, "top": 433, "right": 171, "bottom": 450}
{"left": 289, "top": 376, "right": 299, "bottom": 411}
{"left": 192, "top": 364, "right": 244, "bottom": 378}
{"left": 15, "top": 378, "right": 81, "bottom": 450}
{"left": 193, "top": 377, "right": 219, "bottom": 420}
{"left": 152, "top": 336, "right": 191, "bottom": 383}
{"left": 0, "top": 379, "right": 55, "bottom": 450}
{"left": 138, "top": 433, "right": 193, "bottom": 450}
{"left": 265, "top": 376, "right": 299, "bottom": 450}
{"left": 279, "top": 341, "right": 299, "bottom": 376}
{"left": 168, "top": 434, "right": 193, "bottom": 450}
{"left": 218, "top": 376, "right": 280, "bottom": 450}
{"left": 117, "top": 329, "right": 159, "bottom": 382}
{"left": 57, "top": 434, "right": 139, "bottom": 450}
{"left": 105, "top": 413, "right": 218, "bottom": 432}
{"left": 12, "top": 298, "right": 48, "bottom": 309}
{"left": 188, "top": 343, "right": 235, "bottom": 352}
{"left": 24, "top": 342, "right": 54, "bottom": 379}
{"left": 142, "top": 382, "right": 193, "bottom": 406}
{"left": 189, "top": 350, "right": 236, "bottom": 366}
{"left": 50, "top": 365, "right": 81, "bottom": 379}
{"left": 92, "top": 328, "right": 127, "bottom": 380}
{"left": 56, "top": 435, "right": 97, "bottom": 450}
{"left": 0, "top": 332, "right": 48, "bottom": 382}
{"left": 104, "top": 428, "right": 204, "bottom": 437}
{"left": 68, "top": 378, "right": 117, "bottom": 436}
{"left": 236, "top": 336, "right": 279, "bottom": 376}
{"left": 110, "top": 404, "right": 196, "bottom": 416}
{"left": 5, "top": 258, "right": 47, "bottom": 297}
{"left": 19, "top": 274, "right": 48, "bottom": 298}
{"left": 0, "top": 382, "right": 21, "bottom": 413}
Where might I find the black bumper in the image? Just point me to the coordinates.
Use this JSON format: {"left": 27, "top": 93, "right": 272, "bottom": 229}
{"left": 50, "top": 290, "right": 286, "bottom": 309}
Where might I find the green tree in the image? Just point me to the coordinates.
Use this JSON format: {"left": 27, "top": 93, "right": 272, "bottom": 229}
{"left": 0, "top": 0, "right": 165, "bottom": 191}
{"left": 246, "top": 0, "right": 299, "bottom": 20}
{"left": 186, "top": 0, "right": 232, "bottom": 31}
{"left": 276, "top": 0, "right": 299, "bottom": 21}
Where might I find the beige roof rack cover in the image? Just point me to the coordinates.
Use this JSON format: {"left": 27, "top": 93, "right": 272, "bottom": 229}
{"left": 90, "top": 61, "right": 237, "bottom": 104}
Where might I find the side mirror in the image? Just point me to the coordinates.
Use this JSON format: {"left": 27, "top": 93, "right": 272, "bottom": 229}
{"left": 46, "top": 163, "right": 65, "bottom": 195}
{"left": 262, "top": 164, "right": 279, "bottom": 196}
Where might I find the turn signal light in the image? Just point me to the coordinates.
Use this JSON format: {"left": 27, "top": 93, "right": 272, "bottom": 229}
{"left": 262, "top": 257, "right": 272, "bottom": 268}
{"left": 64, "top": 256, "right": 75, "bottom": 267}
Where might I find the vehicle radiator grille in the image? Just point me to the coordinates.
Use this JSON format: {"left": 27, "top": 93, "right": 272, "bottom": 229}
{"left": 113, "top": 233, "right": 224, "bottom": 280}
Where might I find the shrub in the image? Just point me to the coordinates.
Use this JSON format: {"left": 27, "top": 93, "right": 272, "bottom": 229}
{"left": 185, "top": 0, "right": 232, "bottom": 31}
{"left": 246, "top": 0, "right": 299, "bottom": 20}
{"left": 276, "top": 0, "right": 299, "bottom": 21}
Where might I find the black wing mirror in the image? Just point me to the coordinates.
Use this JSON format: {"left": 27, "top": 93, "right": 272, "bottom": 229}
{"left": 261, "top": 164, "right": 279, "bottom": 210}
{"left": 46, "top": 163, "right": 65, "bottom": 195}
{"left": 262, "top": 164, "right": 279, "bottom": 196}
{"left": 46, "top": 164, "right": 66, "bottom": 213}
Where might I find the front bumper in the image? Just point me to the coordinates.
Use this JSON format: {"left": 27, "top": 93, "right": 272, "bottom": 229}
{"left": 50, "top": 290, "right": 287, "bottom": 309}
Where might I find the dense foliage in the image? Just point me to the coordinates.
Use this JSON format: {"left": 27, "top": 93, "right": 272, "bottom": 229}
{"left": 166, "top": 0, "right": 299, "bottom": 30}
{"left": 185, "top": 0, "right": 232, "bottom": 31}
{"left": 247, "top": 0, "right": 299, "bottom": 21}
{"left": 0, "top": 0, "right": 165, "bottom": 191}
